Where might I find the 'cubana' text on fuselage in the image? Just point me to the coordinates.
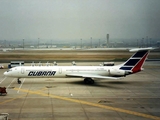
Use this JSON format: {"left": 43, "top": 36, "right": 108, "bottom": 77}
{"left": 28, "top": 71, "right": 56, "bottom": 76}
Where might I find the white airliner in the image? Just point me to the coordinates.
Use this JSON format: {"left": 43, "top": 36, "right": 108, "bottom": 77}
{"left": 4, "top": 47, "right": 154, "bottom": 84}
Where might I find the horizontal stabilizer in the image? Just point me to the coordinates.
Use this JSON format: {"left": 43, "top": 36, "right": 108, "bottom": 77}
{"left": 129, "top": 47, "right": 155, "bottom": 52}
{"left": 66, "top": 73, "right": 119, "bottom": 80}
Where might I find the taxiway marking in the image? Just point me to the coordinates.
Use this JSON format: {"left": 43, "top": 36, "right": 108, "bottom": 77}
{"left": 0, "top": 87, "right": 47, "bottom": 105}
{"left": 13, "top": 87, "right": 160, "bottom": 120}
{"left": 0, "top": 77, "right": 6, "bottom": 84}
{"left": 17, "top": 78, "right": 25, "bottom": 93}
{"left": 7, "top": 78, "right": 16, "bottom": 89}
{"left": 0, "top": 94, "right": 27, "bottom": 105}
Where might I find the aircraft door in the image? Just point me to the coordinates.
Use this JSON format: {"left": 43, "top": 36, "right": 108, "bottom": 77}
{"left": 59, "top": 68, "right": 62, "bottom": 74}
{"left": 21, "top": 68, "right": 25, "bottom": 74}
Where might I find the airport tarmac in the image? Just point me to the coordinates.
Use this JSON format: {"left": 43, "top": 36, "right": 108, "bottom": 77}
{"left": 0, "top": 61, "right": 160, "bottom": 120}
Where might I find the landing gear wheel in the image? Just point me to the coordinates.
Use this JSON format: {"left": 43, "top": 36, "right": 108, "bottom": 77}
{"left": 84, "top": 78, "right": 94, "bottom": 84}
{"left": 17, "top": 79, "right": 21, "bottom": 84}
{"left": 90, "top": 80, "right": 94, "bottom": 84}
{"left": 84, "top": 78, "right": 89, "bottom": 84}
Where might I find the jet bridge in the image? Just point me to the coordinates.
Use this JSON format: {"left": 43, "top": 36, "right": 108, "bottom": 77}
{"left": 8, "top": 61, "right": 24, "bottom": 68}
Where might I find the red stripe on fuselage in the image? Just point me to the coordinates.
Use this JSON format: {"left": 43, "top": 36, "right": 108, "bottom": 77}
{"left": 131, "top": 52, "right": 149, "bottom": 73}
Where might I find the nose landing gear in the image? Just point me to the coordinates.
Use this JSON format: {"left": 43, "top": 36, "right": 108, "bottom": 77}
{"left": 17, "top": 78, "right": 21, "bottom": 84}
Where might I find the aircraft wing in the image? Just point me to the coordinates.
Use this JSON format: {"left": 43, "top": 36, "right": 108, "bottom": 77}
{"left": 66, "top": 73, "right": 119, "bottom": 80}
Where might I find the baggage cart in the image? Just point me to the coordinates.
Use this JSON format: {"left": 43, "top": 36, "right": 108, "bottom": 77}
{"left": 0, "top": 87, "right": 7, "bottom": 96}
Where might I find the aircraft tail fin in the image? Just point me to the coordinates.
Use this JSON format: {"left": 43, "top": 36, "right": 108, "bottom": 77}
{"left": 119, "top": 47, "right": 154, "bottom": 73}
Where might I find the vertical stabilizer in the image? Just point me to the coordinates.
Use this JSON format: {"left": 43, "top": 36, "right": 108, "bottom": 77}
{"left": 119, "top": 48, "right": 153, "bottom": 73}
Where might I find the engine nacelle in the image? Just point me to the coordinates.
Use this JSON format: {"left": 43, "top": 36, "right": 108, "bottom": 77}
{"left": 109, "top": 68, "right": 126, "bottom": 76}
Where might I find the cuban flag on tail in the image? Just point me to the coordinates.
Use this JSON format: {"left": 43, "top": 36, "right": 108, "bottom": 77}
{"left": 120, "top": 47, "right": 154, "bottom": 73}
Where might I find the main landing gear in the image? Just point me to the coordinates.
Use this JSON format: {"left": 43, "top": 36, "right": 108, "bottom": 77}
{"left": 84, "top": 78, "right": 94, "bottom": 84}
{"left": 17, "top": 78, "right": 21, "bottom": 84}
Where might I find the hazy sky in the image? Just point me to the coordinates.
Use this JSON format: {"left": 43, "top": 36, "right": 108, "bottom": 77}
{"left": 0, "top": 0, "right": 160, "bottom": 41}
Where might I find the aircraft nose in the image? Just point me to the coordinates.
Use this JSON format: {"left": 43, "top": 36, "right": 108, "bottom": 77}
{"left": 4, "top": 71, "right": 8, "bottom": 76}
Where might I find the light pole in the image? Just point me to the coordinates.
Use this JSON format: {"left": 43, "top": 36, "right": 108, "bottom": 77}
{"left": 23, "top": 39, "right": 24, "bottom": 49}
{"left": 38, "top": 38, "right": 39, "bottom": 49}
{"left": 81, "top": 39, "right": 82, "bottom": 49}
{"left": 90, "top": 37, "right": 92, "bottom": 48}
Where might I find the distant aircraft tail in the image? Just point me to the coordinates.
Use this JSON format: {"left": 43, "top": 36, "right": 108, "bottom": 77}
{"left": 119, "top": 47, "right": 153, "bottom": 73}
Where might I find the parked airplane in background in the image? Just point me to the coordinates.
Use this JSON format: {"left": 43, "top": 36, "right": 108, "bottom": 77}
{"left": 4, "top": 47, "right": 154, "bottom": 84}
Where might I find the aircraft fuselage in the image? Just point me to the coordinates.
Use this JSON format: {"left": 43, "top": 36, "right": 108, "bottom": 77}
{"left": 4, "top": 65, "right": 123, "bottom": 78}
